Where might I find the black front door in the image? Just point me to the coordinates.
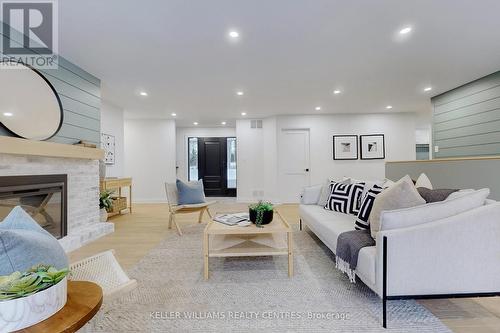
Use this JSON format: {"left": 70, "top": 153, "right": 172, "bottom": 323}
{"left": 197, "top": 137, "right": 236, "bottom": 197}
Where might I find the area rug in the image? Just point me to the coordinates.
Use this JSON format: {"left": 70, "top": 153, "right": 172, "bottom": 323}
{"left": 89, "top": 224, "right": 452, "bottom": 333}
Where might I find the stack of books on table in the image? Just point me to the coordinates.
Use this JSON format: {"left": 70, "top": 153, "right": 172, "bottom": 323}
{"left": 213, "top": 213, "right": 250, "bottom": 226}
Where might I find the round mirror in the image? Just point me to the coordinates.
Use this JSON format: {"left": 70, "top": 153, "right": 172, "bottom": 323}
{"left": 0, "top": 61, "right": 63, "bottom": 141}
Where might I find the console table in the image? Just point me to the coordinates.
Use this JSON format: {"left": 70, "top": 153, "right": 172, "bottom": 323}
{"left": 100, "top": 177, "right": 133, "bottom": 215}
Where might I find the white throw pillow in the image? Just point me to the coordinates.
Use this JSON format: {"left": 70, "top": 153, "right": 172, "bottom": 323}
{"left": 300, "top": 184, "right": 323, "bottom": 205}
{"left": 380, "top": 188, "right": 490, "bottom": 231}
{"left": 382, "top": 178, "right": 395, "bottom": 188}
{"left": 415, "top": 173, "right": 433, "bottom": 189}
{"left": 343, "top": 177, "right": 385, "bottom": 199}
{"left": 369, "top": 175, "right": 426, "bottom": 238}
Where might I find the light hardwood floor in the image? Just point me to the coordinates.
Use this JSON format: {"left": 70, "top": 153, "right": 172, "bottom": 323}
{"left": 70, "top": 203, "right": 500, "bottom": 333}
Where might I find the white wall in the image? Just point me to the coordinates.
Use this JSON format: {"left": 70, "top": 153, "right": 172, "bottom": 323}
{"left": 175, "top": 127, "right": 236, "bottom": 182}
{"left": 100, "top": 101, "right": 125, "bottom": 177}
{"left": 237, "top": 113, "right": 417, "bottom": 203}
{"left": 124, "top": 119, "right": 176, "bottom": 202}
{"left": 236, "top": 118, "right": 277, "bottom": 202}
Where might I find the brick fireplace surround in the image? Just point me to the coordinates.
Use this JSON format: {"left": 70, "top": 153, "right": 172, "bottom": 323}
{"left": 0, "top": 137, "right": 114, "bottom": 252}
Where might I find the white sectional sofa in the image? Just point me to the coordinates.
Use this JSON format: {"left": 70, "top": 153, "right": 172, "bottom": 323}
{"left": 299, "top": 183, "right": 500, "bottom": 327}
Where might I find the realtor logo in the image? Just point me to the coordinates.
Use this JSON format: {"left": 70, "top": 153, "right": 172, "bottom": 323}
{"left": 1, "top": 0, "right": 58, "bottom": 68}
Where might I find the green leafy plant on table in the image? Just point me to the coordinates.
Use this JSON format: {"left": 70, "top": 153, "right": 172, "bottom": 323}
{"left": 0, "top": 265, "right": 69, "bottom": 301}
{"left": 249, "top": 201, "right": 274, "bottom": 227}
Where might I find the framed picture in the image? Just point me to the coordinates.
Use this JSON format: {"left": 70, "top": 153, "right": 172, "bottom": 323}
{"left": 101, "top": 133, "right": 115, "bottom": 165}
{"left": 333, "top": 135, "right": 358, "bottom": 160}
{"left": 360, "top": 134, "right": 385, "bottom": 160}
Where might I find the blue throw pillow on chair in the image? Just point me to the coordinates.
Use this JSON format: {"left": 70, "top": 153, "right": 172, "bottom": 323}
{"left": 176, "top": 179, "right": 206, "bottom": 205}
{"left": 0, "top": 206, "right": 69, "bottom": 276}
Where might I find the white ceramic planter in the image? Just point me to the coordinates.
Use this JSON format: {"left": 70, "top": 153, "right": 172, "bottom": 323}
{"left": 100, "top": 208, "right": 108, "bottom": 222}
{"left": 0, "top": 277, "right": 67, "bottom": 332}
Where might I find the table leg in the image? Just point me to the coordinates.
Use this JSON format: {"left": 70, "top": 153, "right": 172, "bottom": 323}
{"left": 203, "top": 233, "right": 209, "bottom": 280}
{"left": 129, "top": 185, "right": 133, "bottom": 213}
{"left": 118, "top": 187, "right": 122, "bottom": 214}
{"left": 288, "top": 231, "right": 293, "bottom": 277}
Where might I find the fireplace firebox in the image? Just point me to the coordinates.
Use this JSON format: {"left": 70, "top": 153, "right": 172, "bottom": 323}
{"left": 0, "top": 175, "right": 67, "bottom": 239}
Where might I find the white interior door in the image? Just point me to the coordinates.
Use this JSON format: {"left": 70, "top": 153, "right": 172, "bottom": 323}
{"left": 279, "top": 129, "right": 310, "bottom": 203}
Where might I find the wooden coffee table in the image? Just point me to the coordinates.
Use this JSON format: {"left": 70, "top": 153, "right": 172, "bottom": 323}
{"left": 203, "top": 208, "right": 293, "bottom": 280}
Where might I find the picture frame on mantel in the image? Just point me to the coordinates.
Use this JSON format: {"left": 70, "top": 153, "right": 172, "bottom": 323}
{"left": 360, "top": 134, "right": 385, "bottom": 160}
{"left": 333, "top": 135, "right": 358, "bottom": 160}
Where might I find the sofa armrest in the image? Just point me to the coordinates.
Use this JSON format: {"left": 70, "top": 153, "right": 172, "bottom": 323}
{"left": 300, "top": 184, "right": 323, "bottom": 205}
{"left": 374, "top": 203, "right": 500, "bottom": 298}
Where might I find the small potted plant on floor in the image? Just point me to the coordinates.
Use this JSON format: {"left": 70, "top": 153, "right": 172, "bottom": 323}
{"left": 99, "top": 190, "right": 114, "bottom": 222}
{"left": 249, "top": 201, "right": 274, "bottom": 227}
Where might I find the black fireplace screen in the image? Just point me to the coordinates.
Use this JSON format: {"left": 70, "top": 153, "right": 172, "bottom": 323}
{"left": 0, "top": 175, "right": 67, "bottom": 239}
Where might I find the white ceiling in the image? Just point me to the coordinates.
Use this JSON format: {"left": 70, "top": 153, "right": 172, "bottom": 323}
{"left": 59, "top": 0, "right": 500, "bottom": 127}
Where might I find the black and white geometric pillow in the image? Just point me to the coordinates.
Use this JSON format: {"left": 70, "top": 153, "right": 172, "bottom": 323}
{"left": 324, "top": 182, "right": 365, "bottom": 215}
{"left": 355, "top": 184, "right": 385, "bottom": 230}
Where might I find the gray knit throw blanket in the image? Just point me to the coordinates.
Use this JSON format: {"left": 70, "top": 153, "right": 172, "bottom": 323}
{"left": 335, "top": 229, "right": 375, "bottom": 283}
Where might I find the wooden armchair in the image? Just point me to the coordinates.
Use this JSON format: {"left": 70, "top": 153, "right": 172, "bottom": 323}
{"left": 164, "top": 182, "right": 215, "bottom": 236}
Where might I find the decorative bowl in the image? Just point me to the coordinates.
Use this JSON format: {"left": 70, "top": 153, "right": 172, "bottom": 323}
{"left": 0, "top": 277, "right": 67, "bottom": 332}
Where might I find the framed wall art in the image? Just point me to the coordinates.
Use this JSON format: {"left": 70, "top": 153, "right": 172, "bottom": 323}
{"left": 360, "top": 134, "right": 385, "bottom": 160}
{"left": 101, "top": 133, "right": 115, "bottom": 165}
{"left": 333, "top": 135, "right": 358, "bottom": 160}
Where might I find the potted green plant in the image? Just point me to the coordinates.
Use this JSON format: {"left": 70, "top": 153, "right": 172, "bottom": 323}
{"left": 0, "top": 265, "right": 69, "bottom": 331}
{"left": 99, "top": 190, "right": 114, "bottom": 222}
{"left": 249, "top": 201, "right": 274, "bottom": 227}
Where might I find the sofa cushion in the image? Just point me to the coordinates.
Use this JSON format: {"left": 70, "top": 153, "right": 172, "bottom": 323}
{"left": 369, "top": 175, "right": 426, "bottom": 238}
{"left": 417, "top": 187, "right": 458, "bottom": 203}
{"left": 355, "top": 184, "right": 384, "bottom": 230}
{"left": 415, "top": 173, "right": 433, "bottom": 189}
{"left": 299, "top": 205, "right": 356, "bottom": 252}
{"left": 380, "top": 188, "right": 490, "bottom": 232}
{"left": 356, "top": 246, "right": 376, "bottom": 288}
{"left": 301, "top": 184, "right": 323, "bottom": 205}
{"left": 324, "top": 182, "right": 364, "bottom": 215}
{"left": 176, "top": 179, "right": 206, "bottom": 205}
{"left": 0, "top": 206, "right": 69, "bottom": 276}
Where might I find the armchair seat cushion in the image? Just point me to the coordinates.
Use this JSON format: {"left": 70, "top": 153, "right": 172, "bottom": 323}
{"left": 172, "top": 201, "right": 216, "bottom": 211}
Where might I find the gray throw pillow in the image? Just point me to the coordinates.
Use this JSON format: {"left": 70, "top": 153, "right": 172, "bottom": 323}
{"left": 176, "top": 179, "right": 206, "bottom": 205}
{"left": 417, "top": 188, "right": 459, "bottom": 203}
{"left": 369, "top": 175, "right": 426, "bottom": 239}
{"left": 0, "top": 206, "right": 69, "bottom": 275}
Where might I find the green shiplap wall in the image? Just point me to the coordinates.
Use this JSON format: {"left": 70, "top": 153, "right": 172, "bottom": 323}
{"left": 432, "top": 71, "right": 500, "bottom": 158}
{"left": 0, "top": 23, "right": 101, "bottom": 145}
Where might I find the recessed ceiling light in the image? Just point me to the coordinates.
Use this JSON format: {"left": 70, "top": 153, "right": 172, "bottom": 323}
{"left": 139, "top": 91, "right": 148, "bottom": 96}
{"left": 386, "top": 105, "right": 393, "bottom": 109}
{"left": 241, "top": 112, "right": 247, "bottom": 116}
{"left": 424, "top": 87, "right": 432, "bottom": 92}
{"left": 229, "top": 31, "right": 239, "bottom": 38}
{"left": 315, "top": 106, "right": 321, "bottom": 111}
{"left": 171, "top": 113, "right": 177, "bottom": 116}
{"left": 399, "top": 27, "right": 412, "bottom": 35}
{"left": 221, "top": 121, "right": 227, "bottom": 125}
{"left": 236, "top": 91, "right": 244, "bottom": 96}
{"left": 333, "top": 90, "right": 341, "bottom": 95}
{"left": 193, "top": 122, "right": 199, "bottom": 125}
{"left": 3, "top": 112, "right": 13, "bottom": 117}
